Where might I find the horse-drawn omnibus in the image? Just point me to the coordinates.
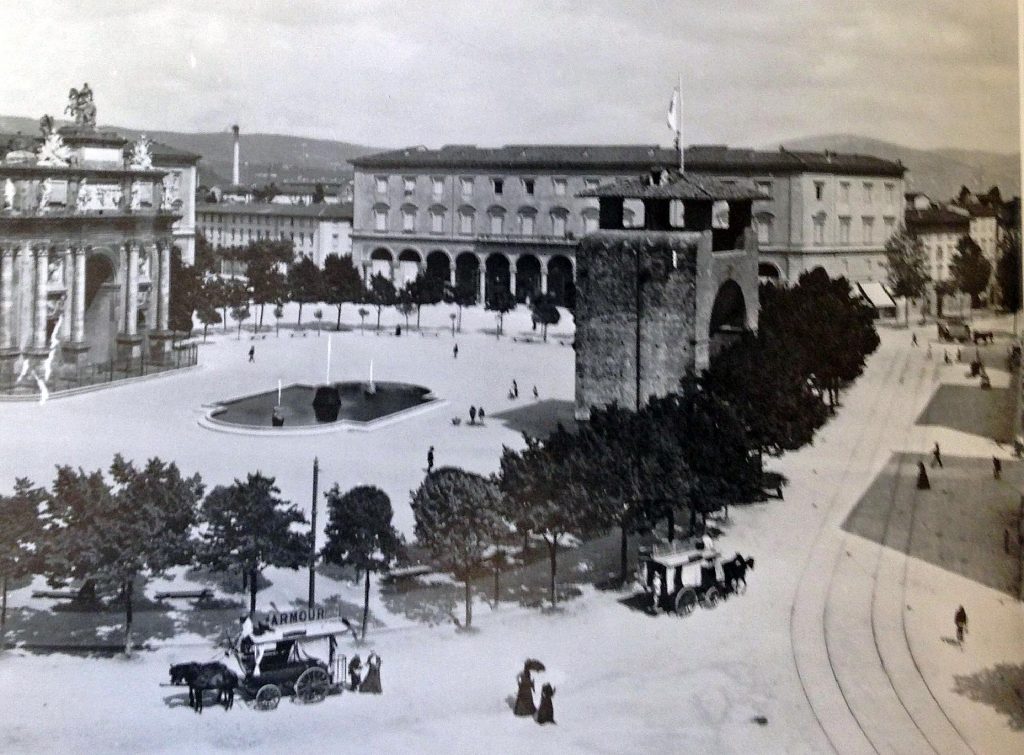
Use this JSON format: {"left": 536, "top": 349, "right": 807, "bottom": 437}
{"left": 636, "top": 539, "right": 754, "bottom": 615}
{"left": 233, "top": 615, "right": 354, "bottom": 710}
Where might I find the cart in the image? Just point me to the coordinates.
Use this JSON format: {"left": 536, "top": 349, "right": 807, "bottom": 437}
{"left": 636, "top": 540, "right": 737, "bottom": 615}
{"left": 233, "top": 617, "right": 353, "bottom": 710}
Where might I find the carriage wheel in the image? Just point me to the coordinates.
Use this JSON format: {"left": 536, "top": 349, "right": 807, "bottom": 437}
{"left": 255, "top": 684, "right": 281, "bottom": 711}
{"left": 675, "top": 588, "right": 698, "bottom": 616}
{"left": 732, "top": 578, "right": 747, "bottom": 595}
{"left": 701, "top": 586, "right": 721, "bottom": 609}
{"left": 294, "top": 667, "right": 330, "bottom": 704}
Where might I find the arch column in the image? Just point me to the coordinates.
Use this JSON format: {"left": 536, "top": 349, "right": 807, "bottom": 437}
{"left": 507, "top": 253, "right": 518, "bottom": 299}
{"left": 158, "top": 240, "right": 171, "bottom": 332}
{"left": 33, "top": 245, "right": 48, "bottom": 351}
{"left": 72, "top": 247, "right": 86, "bottom": 343}
{"left": 18, "top": 241, "right": 34, "bottom": 349}
{"left": 540, "top": 260, "right": 549, "bottom": 294}
{"left": 0, "top": 246, "right": 17, "bottom": 383}
{"left": 125, "top": 241, "right": 139, "bottom": 337}
{"left": 61, "top": 246, "right": 73, "bottom": 341}
{"left": 477, "top": 254, "right": 486, "bottom": 304}
{"left": 448, "top": 257, "right": 456, "bottom": 287}
{"left": 146, "top": 243, "right": 158, "bottom": 333}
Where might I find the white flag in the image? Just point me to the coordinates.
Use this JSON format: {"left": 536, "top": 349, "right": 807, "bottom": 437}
{"left": 666, "top": 88, "right": 679, "bottom": 132}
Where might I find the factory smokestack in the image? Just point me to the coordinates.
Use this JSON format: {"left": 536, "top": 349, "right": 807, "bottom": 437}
{"left": 232, "top": 124, "right": 240, "bottom": 185}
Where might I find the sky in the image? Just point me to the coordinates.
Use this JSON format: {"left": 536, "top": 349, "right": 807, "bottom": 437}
{"left": 0, "top": 0, "right": 1019, "bottom": 153}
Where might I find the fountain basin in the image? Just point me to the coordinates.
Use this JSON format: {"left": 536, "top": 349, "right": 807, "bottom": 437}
{"left": 200, "top": 381, "right": 441, "bottom": 435}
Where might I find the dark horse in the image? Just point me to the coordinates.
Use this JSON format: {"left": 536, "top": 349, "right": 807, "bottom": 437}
{"left": 169, "top": 662, "right": 238, "bottom": 713}
{"left": 722, "top": 553, "right": 755, "bottom": 595}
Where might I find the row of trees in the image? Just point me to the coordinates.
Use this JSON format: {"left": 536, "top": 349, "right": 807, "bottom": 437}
{"left": 884, "top": 226, "right": 1021, "bottom": 323}
{"left": 0, "top": 458, "right": 402, "bottom": 653}
{"left": 171, "top": 236, "right": 561, "bottom": 341}
{"left": 409, "top": 269, "right": 878, "bottom": 628}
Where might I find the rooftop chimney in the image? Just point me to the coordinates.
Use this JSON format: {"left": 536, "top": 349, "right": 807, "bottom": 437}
{"left": 232, "top": 125, "right": 240, "bottom": 186}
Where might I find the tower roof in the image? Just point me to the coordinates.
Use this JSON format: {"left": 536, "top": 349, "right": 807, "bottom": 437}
{"left": 578, "top": 171, "right": 764, "bottom": 201}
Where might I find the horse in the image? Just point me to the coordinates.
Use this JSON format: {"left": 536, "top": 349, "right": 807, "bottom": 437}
{"left": 169, "top": 662, "right": 237, "bottom": 712}
{"left": 722, "top": 553, "right": 755, "bottom": 595}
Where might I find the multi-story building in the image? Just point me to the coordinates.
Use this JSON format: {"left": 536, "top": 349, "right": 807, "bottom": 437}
{"left": 196, "top": 201, "right": 353, "bottom": 268}
{"left": 905, "top": 204, "right": 970, "bottom": 284}
{"left": 349, "top": 144, "right": 907, "bottom": 304}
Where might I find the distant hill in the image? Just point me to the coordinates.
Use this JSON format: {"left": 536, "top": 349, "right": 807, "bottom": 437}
{"left": 774, "top": 134, "right": 1020, "bottom": 202}
{"left": 0, "top": 115, "right": 383, "bottom": 188}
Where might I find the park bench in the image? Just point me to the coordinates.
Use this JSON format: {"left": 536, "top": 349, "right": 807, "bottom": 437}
{"left": 381, "top": 565, "right": 433, "bottom": 583}
{"left": 758, "top": 471, "right": 787, "bottom": 501}
{"left": 154, "top": 588, "right": 214, "bottom": 601}
{"left": 32, "top": 579, "right": 97, "bottom": 602}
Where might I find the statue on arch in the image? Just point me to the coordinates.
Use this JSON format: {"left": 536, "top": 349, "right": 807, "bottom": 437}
{"left": 37, "top": 131, "right": 72, "bottom": 167}
{"left": 65, "top": 83, "right": 97, "bottom": 129}
{"left": 128, "top": 135, "right": 153, "bottom": 170}
{"left": 39, "top": 114, "right": 55, "bottom": 137}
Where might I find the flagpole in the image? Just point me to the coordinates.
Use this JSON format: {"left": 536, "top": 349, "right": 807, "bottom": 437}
{"left": 678, "top": 73, "right": 684, "bottom": 172}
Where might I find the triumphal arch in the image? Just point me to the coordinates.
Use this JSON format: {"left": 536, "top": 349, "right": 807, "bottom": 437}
{"left": 0, "top": 87, "right": 188, "bottom": 393}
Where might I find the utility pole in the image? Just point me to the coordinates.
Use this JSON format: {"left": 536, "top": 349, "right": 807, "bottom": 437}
{"left": 308, "top": 456, "right": 319, "bottom": 609}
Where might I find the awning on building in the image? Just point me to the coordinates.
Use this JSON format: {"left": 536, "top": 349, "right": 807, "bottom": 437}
{"left": 857, "top": 281, "right": 897, "bottom": 311}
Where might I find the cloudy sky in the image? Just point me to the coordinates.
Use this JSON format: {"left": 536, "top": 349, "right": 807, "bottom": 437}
{"left": 0, "top": 0, "right": 1019, "bottom": 153}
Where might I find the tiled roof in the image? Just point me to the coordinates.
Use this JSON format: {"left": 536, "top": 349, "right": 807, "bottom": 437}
{"left": 351, "top": 143, "right": 906, "bottom": 177}
{"left": 578, "top": 171, "right": 763, "bottom": 201}
{"left": 150, "top": 140, "right": 201, "bottom": 164}
{"left": 197, "top": 201, "right": 353, "bottom": 221}
{"left": 905, "top": 207, "right": 971, "bottom": 231}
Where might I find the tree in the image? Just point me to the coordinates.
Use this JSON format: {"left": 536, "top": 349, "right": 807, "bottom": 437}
{"left": 950, "top": 236, "right": 992, "bottom": 308}
{"left": 273, "top": 304, "right": 284, "bottom": 336}
{"left": 288, "top": 255, "right": 323, "bottom": 326}
{"left": 217, "top": 278, "right": 249, "bottom": 334}
{"left": 0, "top": 479, "right": 44, "bottom": 650}
{"left": 996, "top": 231, "right": 1021, "bottom": 314}
{"left": 321, "top": 485, "right": 403, "bottom": 640}
{"left": 883, "top": 226, "right": 930, "bottom": 326}
{"left": 530, "top": 293, "right": 561, "bottom": 342}
{"left": 443, "top": 279, "right": 477, "bottom": 332}
{"left": 313, "top": 307, "right": 323, "bottom": 334}
{"left": 253, "top": 182, "right": 280, "bottom": 202}
{"left": 169, "top": 247, "right": 203, "bottom": 335}
{"left": 43, "top": 456, "right": 203, "bottom": 655}
{"left": 193, "top": 232, "right": 218, "bottom": 276}
{"left": 358, "top": 307, "right": 369, "bottom": 332}
{"left": 407, "top": 274, "right": 444, "bottom": 329}
{"left": 486, "top": 287, "right": 516, "bottom": 338}
{"left": 198, "top": 473, "right": 309, "bottom": 616}
{"left": 322, "top": 254, "right": 363, "bottom": 329}
{"left": 196, "top": 282, "right": 222, "bottom": 342}
{"left": 245, "top": 241, "right": 291, "bottom": 331}
{"left": 312, "top": 183, "right": 326, "bottom": 204}
{"left": 230, "top": 303, "right": 251, "bottom": 338}
{"left": 367, "top": 273, "right": 397, "bottom": 331}
{"left": 411, "top": 468, "right": 506, "bottom": 628}
{"left": 397, "top": 285, "right": 415, "bottom": 330}
{"left": 499, "top": 432, "right": 614, "bottom": 605}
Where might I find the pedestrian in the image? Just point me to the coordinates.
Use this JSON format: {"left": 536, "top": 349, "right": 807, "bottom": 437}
{"left": 453, "top": 343, "right": 459, "bottom": 359}
{"left": 650, "top": 571, "right": 662, "bottom": 613}
{"left": 931, "top": 442, "right": 943, "bottom": 468}
{"left": 536, "top": 683, "right": 556, "bottom": 725}
{"left": 956, "top": 347, "right": 962, "bottom": 362}
{"left": 478, "top": 407, "right": 485, "bottom": 423}
{"left": 926, "top": 343, "right": 932, "bottom": 359}
{"left": 348, "top": 655, "right": 363, "bottom": 691}
{"left": 912, "top": 332, "right": 918, "bottom": 346}
{"left": 916, "top": 461, "right": 930, "bottom": 490}
{"left": 248, "top": 345, "right": 255, "bottom": 362}
{"left": 514, "top": 662, "right": 536, "bottom": 717}
{"left": 954, "top": 605, "right": 968, "bottom": 645}
{"left": 427, "top": 446, "right": 434, "bottom": 473}
{"left": 993, "top": 456, "right": 1002, "bottom": 480}
{"left": 512, "top": 379, "right": 519, "bottom": 398}
{"left": 469, "top": 405, "right": 477, "bottom": 425}
{"left": 944, "top": 350, "right": 951, "bottom": 365}
{"left": 532, "top": 385, "right": 539, "bottom": 400}
{"left": 359, "top": 652, "right": 382, "bottom": 694}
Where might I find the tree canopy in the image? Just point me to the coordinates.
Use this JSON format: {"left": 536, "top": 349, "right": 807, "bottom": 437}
{"left": 322, "top": 254, "right": 363, "bottom": 329}
{"left": 883, "top": 226, "right": 930, "bottom": 325}
{"left": 950, "top": 236, "right": 993, "bottom": 307}
{"left": 996, "top": 231, "right": 1021, "bottom": 313}
{"left": 288, "top": 255, "right": 323, "bottom": 325}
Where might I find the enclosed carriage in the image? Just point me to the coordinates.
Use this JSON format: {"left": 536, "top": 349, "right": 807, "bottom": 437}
{"left": 234, "top": 618, "right": 352, "bottom": 710}
{"left": 637, "top": 541, "right": 751, "bottom": 615}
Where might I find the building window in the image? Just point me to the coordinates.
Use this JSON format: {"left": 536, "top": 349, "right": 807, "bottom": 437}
{"left": 430, "top": 208, "right": 444, "bottom": 234}
{"left": 583, "top": 210, "right": 599, "bottom": 234}
{"left": 813, "top": 213, "right": 826, "bottom": 245}
{"left": 755, "top": 213, "right": 774, "bottom": 244}
{"left": 373, "top": 207, "right": 388, "bottom": 232}
{"left": 432, "top": 177, "right": 444, "bottom": 199}
{"left": 756, "top": 180, "right": 773, "bottom": 199}
{"left": 461, "top": 177, "right": 473, "bottom": 197}
{"left": 551, "top": 210, "right": 567, "bottom": 238}
{"left": 883, "top": 216, "right": 896, "bottom": 235}
{"left": 490, "top": 211, "right": 504, "bottom": 234}
{"left": 839, "top": 216, "right": 851, "bottom": 245}
{"left": 519, "top": 211, "right": 535, "bottom": 236}
{"left": 839, "top": 181, "right": 850, "bottom": 203}
{"left": 863, "top": 182, "right": 873, "bottom": 204}
{"left": 814, "top": 181, "right": 825, "bottom": 201}
{"left": 553, "top": 178, "right": 567, "bottom": 197}
{"left": 459, "top": 209, "right": 474, "bottom": 235}
{"left": 491, "top": 178, "right": 504, "bottom": 195}
{"left": 375, "top": 176, "right": 388, "bottom": 194}
{"left": 403, "top": 177, "right": 416, "bottom": 195}
{"left": 885, "top": 183, "right": 895, "bottom": 204}
{"left": 402, "top": 206, "right": 416, "bottom": 232}
{"left": 522, "top": 178, "right": 535, "bottom": 195}
{"left": 584, "top": 177, "right": 600, "bottom": 191}
{"left": 862, "top": 216, "right": 874, "bottom": 244}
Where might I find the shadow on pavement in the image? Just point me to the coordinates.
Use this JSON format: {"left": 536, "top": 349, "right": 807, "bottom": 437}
{"left": 953, "top": 663, "right": 1024, "bottom": 730}
{"left": 916, "top": 384, "right": 1014, "bottom": 443}
{"left": 491, "top": 399, "right": 577, "bottom": 439}
{"left": 843, "top": 453, "right": 1022, "bottom": 597}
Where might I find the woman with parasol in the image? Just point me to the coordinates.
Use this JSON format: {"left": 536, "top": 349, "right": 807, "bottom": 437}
{"left": 514, "top": 659, "right": 545, "bottom": 716}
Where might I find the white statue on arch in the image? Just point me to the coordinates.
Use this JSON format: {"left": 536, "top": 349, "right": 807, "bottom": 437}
{"left": 128, "top": 135, "right": 154, "bottom": 170}
{"left": 75, "top": 180, "right": 91, "bottom": 212}
{"left": 37, "top": 178, "right": 52, "bottom": 214}
{"left": 162, "top": 170, "right": 182, "bottom": 211}
{"left": 37, "top": 132, "right": 72, "bottom": 167}
{"left": 3, "top": 178, "right": 15, "bottom": 211}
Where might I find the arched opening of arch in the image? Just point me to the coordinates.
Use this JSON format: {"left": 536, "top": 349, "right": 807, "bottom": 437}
{"left": 84, "top": 252, "right": 117, "bottom": 363}
{"left": 485, "top": 254, "right": 511, "bottom": 303}
{"left": 708, "top": 279, "right": 747, "bottom": 359}
{"left": 455, "top": 252, "right": 480, "bottom": 299}
{"left": 425, "top": 251, "right": 451, "bottom": 288}
{"left": 398, "top": 248, "right": 421, "bottom": 288}
{"left": 370, "top": 247, "right": 393, "bottom": 280}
